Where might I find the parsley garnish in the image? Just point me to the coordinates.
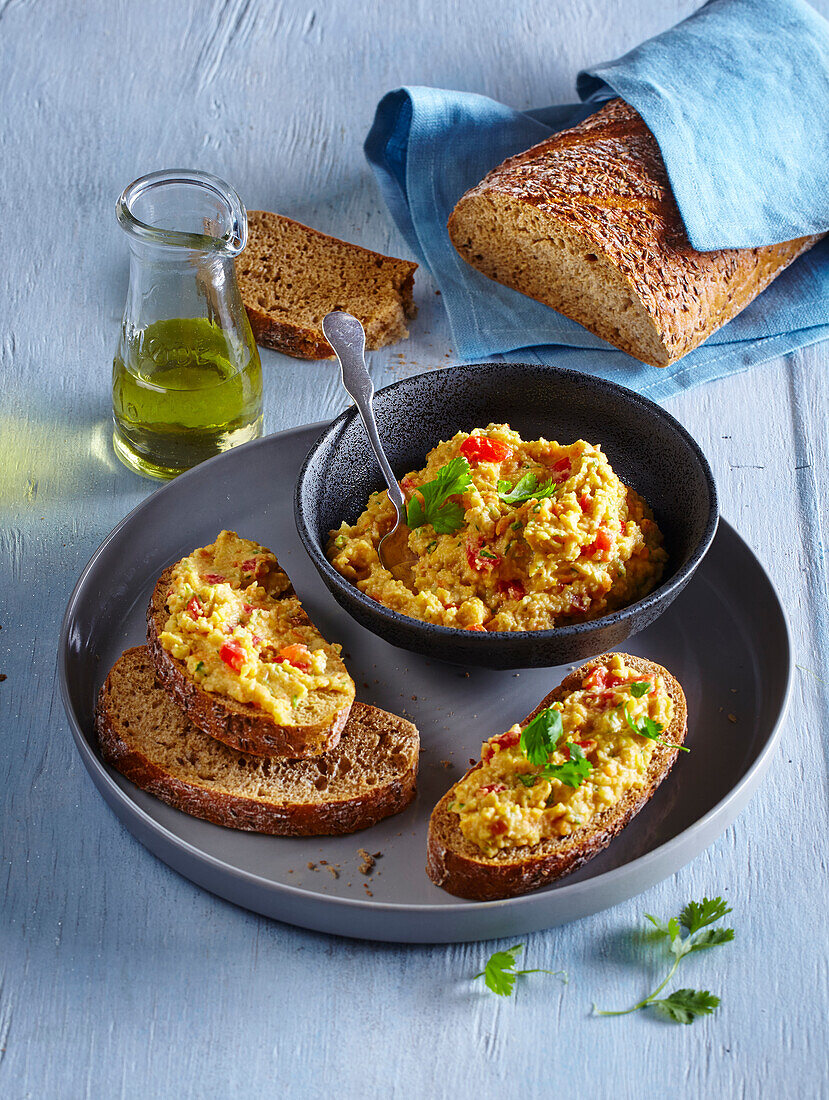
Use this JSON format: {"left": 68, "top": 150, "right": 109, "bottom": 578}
{"left": 406, "top": 457, "right": 473, "bottom": 535}
{"left": 541, "top": 742, "right": 593, "bottom": 788}
{"left": 473, "top": 944, "right": 566, "bottom": 997}
{"left": 519, "top": 707, "right": 563, "bottom": 765}
{"left": 516, "top": 773, "right": 538, "bottom": 788}
{"left": 629, "top": 681, "right": 652, "bottom": 698}
{"left": 194, "top": 661, "right": 205, "bottom": 674}
{"left": 594, "top": 896, "right": 734, "bottom": 1023}
{"left": 519, "top": 708, "right": 593, "bottom": 787}
{"left": 623, "top": 704, "right": 689, "bottom": 752}
{"left": 497, "top": 472, "right": 559, "bottom": 505}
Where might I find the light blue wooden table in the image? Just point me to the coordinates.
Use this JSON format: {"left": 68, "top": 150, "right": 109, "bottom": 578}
{"left": 2, "top": 1, "right": 828, "bottom": 1096}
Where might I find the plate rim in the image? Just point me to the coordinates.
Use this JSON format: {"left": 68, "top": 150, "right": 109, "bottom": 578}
{"left": 58, "top": 421, "right": 792, "bottom": 933}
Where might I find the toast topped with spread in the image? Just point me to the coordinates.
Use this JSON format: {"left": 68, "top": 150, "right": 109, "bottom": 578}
{"left": 427, "top": 653, "right": 687, "bottom": 900}
{"left": 147, "top": 531, "right": 355, "bottom": 758}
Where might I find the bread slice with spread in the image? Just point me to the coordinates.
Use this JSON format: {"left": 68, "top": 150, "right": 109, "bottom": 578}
{"left": 147, "top": 531, "right": 355, "bottom": 758}
{"left": 97, "top": 647, "right": 419, "bottom": 836}
{"left": 426, "top": 652, "right": 687, "bottom": 900}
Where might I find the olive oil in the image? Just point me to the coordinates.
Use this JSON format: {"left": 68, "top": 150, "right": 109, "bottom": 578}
{"left": 112, "top": 317, "right": 262, "bottom": 479}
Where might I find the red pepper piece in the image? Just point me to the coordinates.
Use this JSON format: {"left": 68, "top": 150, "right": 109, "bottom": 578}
{"left": 578, "top": 494, "right": 591, "bottom": 512}
{"left": 478, "top": 783, "right": 507, "bottom": 795}
{"left": 186, "top": 597, "right": 203, "bottom": 619}
{"left": 466, "top": 540, "right": 501, "bottom": 572}
{"left": 219, "top": 639, "right": 245, "bottom": 673}
{"left": 584, "top": 525, "right": 614, "bottom": 560}
{"left": 203, "top": 573, "right": 225, "bottom": 584}
{"left": 276, "top": 643, "right": 312, "bottom": 671}
{"left": 466, "top": 623, "right": 486, "bottom": 632}
{"left": 552, "top": 456, "right": 571, "bottom": 480}
{"left": 497, "top": 579, "right": 525, "bottom": 601}
{"left": 460, "top": 436, "right": 512, "bottom": 464}
{"left": 489, "top": 819, "right": 509, "bottom": 836}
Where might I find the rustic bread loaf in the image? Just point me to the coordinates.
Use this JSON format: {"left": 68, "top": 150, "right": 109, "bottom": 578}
{"left": 426, "top": 653, "right": 687, "bottom": 900}
{"left": 448, "top": 98, "right": 821, "bottom": 367}
{"left": 97, "top": 647, "right": 419, "bottom": 836}
{"left": 235, "top": 211, "right": 417, "bottom": 359}
{"left": 147, "top": 552, "right": 354, "bottom": 760}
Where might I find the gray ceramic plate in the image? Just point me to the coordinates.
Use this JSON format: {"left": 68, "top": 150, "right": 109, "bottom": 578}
{"left": 59, "top": 424, "right": 791, "bottom": 943}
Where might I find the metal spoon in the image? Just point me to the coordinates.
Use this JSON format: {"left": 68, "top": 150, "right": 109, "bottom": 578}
{"left": 322, "top": 311, "right": 416, "bottom": 584}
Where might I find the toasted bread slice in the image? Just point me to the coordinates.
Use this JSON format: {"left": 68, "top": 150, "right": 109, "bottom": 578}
{"left": 147, "top": 536, "right": 354, "bottom": 758}
{"left": 426, "top": 653, "right": 687, "bottom": 900}
{"left": 97, "top": 647, "right": 419, "bottom": 836}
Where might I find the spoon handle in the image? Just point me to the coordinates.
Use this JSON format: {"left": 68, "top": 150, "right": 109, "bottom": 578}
{"left": 322, "top": 311, "right": 406, "bottom": 517}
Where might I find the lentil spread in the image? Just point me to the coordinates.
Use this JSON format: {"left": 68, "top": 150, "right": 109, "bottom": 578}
{"left": 327, "top": 425, "right": 667, "bottom": 631}
{"left": 158, "top": 531, "right": 354, "bottom": 722}
{"left": 451, "top": 655, "right": 675, "bottom": 854}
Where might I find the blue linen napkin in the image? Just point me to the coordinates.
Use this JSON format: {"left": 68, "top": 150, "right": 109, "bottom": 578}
{"left": 365, "top": 0, "right": 829, "bottom": 402}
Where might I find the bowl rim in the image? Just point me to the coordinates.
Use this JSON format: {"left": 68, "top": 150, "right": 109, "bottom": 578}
{"left": 294, "top": 361, "right": 719, "bottom": 643}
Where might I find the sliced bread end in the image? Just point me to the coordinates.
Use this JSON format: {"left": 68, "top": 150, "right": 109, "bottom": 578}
{"left": 236, "top": 211, "right": 417, "bottom": 360}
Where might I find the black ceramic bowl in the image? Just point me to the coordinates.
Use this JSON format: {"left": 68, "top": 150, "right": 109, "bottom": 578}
{"left": 295, "top": 362, "right": 718, "bottom": 668}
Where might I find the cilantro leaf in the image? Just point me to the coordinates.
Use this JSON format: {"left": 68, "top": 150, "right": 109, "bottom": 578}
{"left": 519, "top": 707, "right": 563, "bottom": 765}
{"left": 687, "top": 927, "right": 735, "bottom": 952}
{"left": 516, "top": 773, "right": 539, "bottom": 788}
{"left": 630, "top": 681, "right": 652, "bottom": 698}
{"left": 542, "top": 742, "right": 593, "bottom": 788}
{"left": 472, "top": 944, "right": 567, "bottom": 997}
{"left": 474, "top": 945, "right": 524, "bottom": 996}
{"left": 406, "top": 457, "right": 473, "bottom": 535}
{"left": 680, "top": 896, "right": 732, "bottom": 934}
{"left": 497, "top": 472, "right": 559, "bottom": 505}
{"left": 652, "top": 989, "right": 721, "bottom": 1025}
{"left": 623, "top": 705, "right": 690, "bottom": 752}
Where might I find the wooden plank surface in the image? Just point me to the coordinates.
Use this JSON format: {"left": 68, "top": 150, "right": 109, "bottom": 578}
{"left": 1, "top": 0, "right": 827, "bottom": 1096}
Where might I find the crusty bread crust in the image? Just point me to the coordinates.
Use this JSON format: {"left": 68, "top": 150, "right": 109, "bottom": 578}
{"left": 96, "top": 648, "right": 418, "bottom": 837}
{"left": 426, "top": 653, "right": 688, "bottom": 900}
{"left": 448, "top": 98, "right": 822, "bottom": 367}
{"left": 147, "top": 566, "right": 353, "bottom": 759}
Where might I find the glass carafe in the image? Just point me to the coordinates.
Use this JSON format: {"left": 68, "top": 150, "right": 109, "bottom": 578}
{"left": 112, "top": 169, "right": 263, "bottom": 480}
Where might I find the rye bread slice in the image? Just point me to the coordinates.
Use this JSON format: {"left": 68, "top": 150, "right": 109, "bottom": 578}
{"left": 235, "top": 211, "right": 417, "bottom": 359}
{"left": 147, "top": 562, "right": 354, "bottom": 759}
{"left": 97, "top": 647, "right": 418, "bottom": 836}
{"left": 426, "top": 653, "right": 687, "bottom": 900}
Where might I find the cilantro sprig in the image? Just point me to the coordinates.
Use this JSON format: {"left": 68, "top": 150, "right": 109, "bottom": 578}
{"left": 595, "top": 896, "right": 734, "bottom": 1024}
{"left": 541, "top": 741, "right": 592, "bottom": 788}
{"left": 473, "top": 944, "right": 567, "bottom": 997}
{"left": 405, "top": 457, "right": 473, "bottom": 535}
{"left": 622, "top": 704, "right": 689, "bottom": 752}
{"left": 497, "top": 471, "right": 559, "bottom": 505}
{"left": 518, "top": 707, "right": 594, "bottom": 789}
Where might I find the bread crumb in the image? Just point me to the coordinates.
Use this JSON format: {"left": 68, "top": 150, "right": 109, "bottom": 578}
{"left": 319, "top": 859, "right": 328, "bottom": 865}
{"left": 727, "top": 714, "right": 738, "bottom": 723}
{"left": 358, "top": 848, "right": 376, "bottom": 874}
{"left": 307, "top": 862, "right": 317, "bottom": 870}
{"left": 364, "top": 886, "right": 373, "bottom": 897}
{"left": 441, "top": 760, "right": 452, "bottom": 769}
{"left": 327, "top": 866, "right": 339, "bottom": 879}
{"left": 469, "top": 758, "right": 476, "bottom": 766}
{"left": 0, "top": 674, "right": 6, "bottom": 682}
{"left": 411, "top": 694, "right": 417, "bottom": 700}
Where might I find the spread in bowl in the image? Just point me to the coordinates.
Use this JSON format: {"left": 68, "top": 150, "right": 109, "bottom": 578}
{"left": 158, "top": 531, "right": 354, "bottom": 722}
{"left": 327, "top": 425, "right": 667, "bottom": 631}
{"left": 450, "top": 654, "right": 675, "bottom": 854}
